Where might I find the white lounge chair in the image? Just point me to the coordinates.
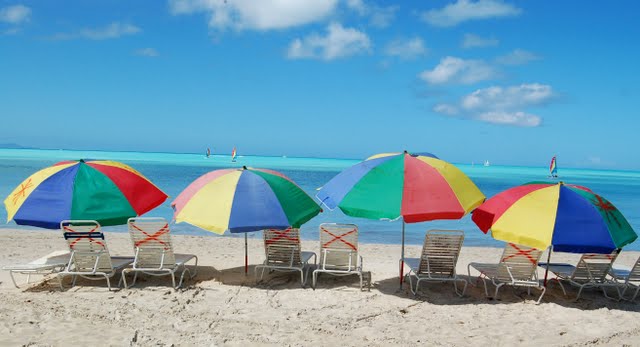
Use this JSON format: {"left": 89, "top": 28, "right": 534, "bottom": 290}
{"left": 405, "top": 229, "right": 467, "bottom": 296}
{"left": 3, "top": 250, "right": 70, "bottom": 288}
{"left": 255, "top": 228, "right": 316, "bottom": 287}
{"left": 122, "top": 217, "right": 198, "bottom": 289}
{"left": 312, "top": 223, "right": 370, "bottom": 290}
{"left": 468, "top": 243, "right": 546, "bottom": 304}
{"left": 58, "top": 220, "right": 133, "bottom": 291}
{"left": 609, "top": 256, "right": 640, "bottom": 301}
{"left": 541, "top": 251, "right": 621, "bottom": 300}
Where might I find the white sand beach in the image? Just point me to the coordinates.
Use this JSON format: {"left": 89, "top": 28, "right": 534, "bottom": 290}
{"left": 1, "top": 229, "right": 639, "bottom": 346}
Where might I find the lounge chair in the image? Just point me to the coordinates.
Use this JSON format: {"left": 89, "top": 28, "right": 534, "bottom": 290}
{"left": 58, "top": 220, "right": 133, "bottom": 291}
{"left": 3, "top": 250, "right": 70, "bottom": 288}
{"left": 312, "top": 223, "right": 370, "bottom": 290}
{"left": 404, "top": 229, "right": 467, "bottom": 296}
{"left": 609, "top": 256, "right": 640, "bottom": 301}
{"left": 255, "top": 228, "right": 316, "bottom": 287}
{"left": 122, "top": 217, "right": 198, "bottom": 289}
{"left": 541, "top": 251, "right": 621, "bottom": 300}
{"left": 468, "top": 243, "right": 546, "bottom": 304}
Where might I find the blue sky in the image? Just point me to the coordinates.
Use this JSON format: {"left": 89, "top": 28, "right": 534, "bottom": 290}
{"left": 1, "top": 0, "right": 639, "bottom": 169}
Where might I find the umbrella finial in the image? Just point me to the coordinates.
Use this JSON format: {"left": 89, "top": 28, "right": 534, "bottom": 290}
{"left": 242, "top": 165, "right": 248, "bottom": 170}
{"left": 79, "top": 159, "right": 85, "bottom": 163}
{"left": 403, "top": 150, "right": 408, "bottom": 154}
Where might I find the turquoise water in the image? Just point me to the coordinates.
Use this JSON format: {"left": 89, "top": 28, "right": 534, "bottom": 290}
{"left": 1, "top": 148, "right": 639, "bottom": 250}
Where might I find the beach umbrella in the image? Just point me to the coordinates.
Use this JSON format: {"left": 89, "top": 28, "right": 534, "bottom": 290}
{"left": 316, "top": 151, "right": 486, "bottom": 285}
{"left": 5, "top": 159, "right": 168, "bottom": 229}
{"left": 171, "top": 166, "right": 322, "bottom": 273}
{"left": 472, "top": 181, "right": 637, "bottom": 283}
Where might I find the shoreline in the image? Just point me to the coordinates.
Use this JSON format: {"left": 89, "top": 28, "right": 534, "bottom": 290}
{"left": 1, "top": 228, "right": 639, "bottom": 346}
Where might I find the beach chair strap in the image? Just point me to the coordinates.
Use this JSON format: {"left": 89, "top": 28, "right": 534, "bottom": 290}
{"left": 320, "top": 226, "right": 357, "bottom": 251}
{"left": 584, "top": 253, "right": 615, "bottom": 260}
{"left": 502, "top": 243, "right": 537, "bottom": 264}
{"left": 63, "top": 225, "right": 104, "bottom": 249}
{"left": 64, "top": 231, "right": 105, "bottom": 249}
{"left": 131, "top": 223, "right": 170, "bottom": 250}
{"left": 265, "top": 228, "right": 298, "bottom": 244}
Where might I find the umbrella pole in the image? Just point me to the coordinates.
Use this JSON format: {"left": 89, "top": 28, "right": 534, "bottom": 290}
{"left": 399, "top": 220, "right": 405, "bottom": 287}
{"left": 543, "top": 246, "right": 552, "bottom": 286}
{"left": 245, "top": 233, "right": 248, "bottom": 274}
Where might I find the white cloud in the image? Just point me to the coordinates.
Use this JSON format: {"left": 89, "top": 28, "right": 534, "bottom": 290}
{"left": 345, "top": 0, "right": 397, "bottom": 28}
{"left": 287, "top": 22, "right": 370, "bottom": 61}
{"left": 422, "top": 0, "right": 521, "bottom": 27}
{"left": 433, "top": 83, "right": 555, "bottom": 127}
{"left": 345, "top": 0, "right": 367, "bottom": 15}
{"left": 496, "top": 49, "right": 541, "bottom": 65}
{"left": 169, "top": 0, "right": 339, "bottom": 31}
{"left": 461, "top": 33, "right": 498, "bottom": 48}
{"left": 384, "top": 37, "right": 426, "bottom": 60}
{"left": 135, "top": 48, "right": 160, "bottom": 57}
{"left": 52, "top": 22, "right": 141, "bottom": 40}
{"left": 420, "top": 56, "right": 497, "bottom": 85}
{"left": 0, "top": 4, "right": 31, "bottom": 24}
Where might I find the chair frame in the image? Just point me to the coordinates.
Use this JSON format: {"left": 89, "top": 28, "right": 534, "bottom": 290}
{"left": 122, "top": 217, "right": 198, "bottom": 289}
{"left": 312, "top": 223, "right": 370, "bottom": 290}
{"left": 255, "top": 228, "right": 316, "bottom": 287}
{"left": 405, "top": 229, "right": 467, "bottom": 297}
{"left": 58, "top": 220, "right": 132, "bottom": 291}
{"left": 609, "top": 256, "right": 640, "bottom": 301}
{"left": 3, "top": 251, "right": 70, "bottom": 288}
{"left": 543, "top": 251, "right": 621, "bottom": 301}
{"left": 468, "top": 243, "right": 546, "bottom": 304}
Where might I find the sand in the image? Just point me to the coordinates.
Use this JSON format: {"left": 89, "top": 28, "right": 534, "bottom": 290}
{"left": 0, "top": 228, "right": 639, "bottom": 346}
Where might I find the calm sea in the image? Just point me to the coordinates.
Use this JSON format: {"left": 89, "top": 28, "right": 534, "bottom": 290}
{"left": 1, "top": 148, "right": 639, "bottom": 250}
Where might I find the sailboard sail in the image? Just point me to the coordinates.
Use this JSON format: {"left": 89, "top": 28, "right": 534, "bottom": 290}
{"left": 206, "top": 147, "right": 211, "bottom": 158}
{"left": 231, "top": 147, "right": 237, "bottom": 162}
{"left": 549, "top": 156, "right": 558, "bottom": 177}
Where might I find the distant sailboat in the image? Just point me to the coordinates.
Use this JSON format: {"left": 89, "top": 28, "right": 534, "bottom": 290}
{"left": 206, "top": 147, "right": 211, "bottom": 158}
{"left": 231, "top": 147, "right": 237, "bottom": 162}
{"left": 483, "top": 160, "right": 490, "bottom": 167}
{"left": 549, "top": 155, "right": 558, "bottom": 178}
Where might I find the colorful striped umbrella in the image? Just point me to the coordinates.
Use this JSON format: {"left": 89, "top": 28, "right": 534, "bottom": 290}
{"left": 317, "top": 151, "right": 486, "bottom": 284}
{"left": 472, "top": 182, "right": 637, "bottom": 254}
{"left": 5, "top": 159, "right": 168, "bottom": 229}
{"left": 171, "top": 166, "right": 322, "bottom": 273}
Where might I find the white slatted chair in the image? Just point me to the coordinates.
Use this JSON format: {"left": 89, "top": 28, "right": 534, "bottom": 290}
{"left": 255, "top": 228, "right": 316, "bottom": 287}
{"left": 3, "top": 250, "right": 70, "bottom": 288}
{"left": 404, "top": 230, "right": 467, "bottom": 296}
{"left": 468, "top": 243, "right": 546, "bottom": 304}
{"left": 58, "top": 220, "right": 133, "bottom": 291}
{"left": 541, "top": 251, "right": 621, "bottom": 300}
{"left": 609, "top": 256, "right": 640, "bottom": 301}
{"left": 312, "top": 223, "right": 370, "bottom": 290}
{"left": 122, "top": 217, "right": 198, "bottom": 289}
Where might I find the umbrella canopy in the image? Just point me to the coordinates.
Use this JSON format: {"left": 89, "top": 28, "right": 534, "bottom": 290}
{"left": 5, "top": 159, "right": 168, "bottom": 229}
{"left": 472, "top": 181, "right": 637, "bottom": 254}
{"left": 172, "top": 167, "right": 322, "bottom": 234}
{"left": 317, "top": 151, "right": 485, "bottom": 222}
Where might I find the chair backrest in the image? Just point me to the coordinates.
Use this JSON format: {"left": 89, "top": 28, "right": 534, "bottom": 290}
{"left": 127, "top": 217, "right": 176, "bottom": 269}
{"left": 571, "top": 252, "right": 619, "bottom": 283}
{"left": 319, "top": 223, "right": 359, "bottom": 270}
{"left": 61, "top": 220, "right": 113, "bottom": 272}
{"left": 625, "top": 256, "right": 640, "bottom": 283}
{"left": 417, "top": 229, "right": 464, "bottom": 278}
{"left": 496, "top": 243, "right": 542, "bottom": 282}
{"left": 263, "top": 228, "right": 302, "bottom": 266}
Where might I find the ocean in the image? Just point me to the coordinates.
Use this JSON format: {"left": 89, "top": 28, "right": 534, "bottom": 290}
{"left": 1, "top": 148, "right": 639, "bottom": 250}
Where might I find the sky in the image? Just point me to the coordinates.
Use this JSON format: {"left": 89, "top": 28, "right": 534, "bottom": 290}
{"left": 1, "top": 0, "right": 639, "bottom": 170}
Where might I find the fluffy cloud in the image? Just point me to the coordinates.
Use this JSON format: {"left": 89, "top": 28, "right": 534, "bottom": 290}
{"left": 434, "top": 83, "right": 555, "bottom": 127}
{"left": 169, "top": 0, "right": 338, "bottom": 31}
{"left": 287, "top": 22, "right": 370, "bottom": 61}
{"left": 420, "top": 56, "right": 497, "bottom": 85}
{"left": 384, "top": 37, "right": 426, "bottom": 60}
{"left": 495, "top": 49, "right": 541, "bottom": 65}
{"left": 0, "top": 4, "right": 31, "bottom": 24}
{"left": 422, "top": 0, "right": 521, "bottom": 27}
{"left": 135, "top": 48, "right": 160, "bottom": 57}
{"left": 346, "top": 0, "right": 397, "bottom": 28}
{"left": 52, "top": 22, "right": 141, "bottom": 40}
{"left": 461, "top": 33, "right": 498, "bottom": 48}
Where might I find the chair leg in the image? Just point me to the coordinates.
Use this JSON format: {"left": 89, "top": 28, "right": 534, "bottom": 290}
{"left": 122, "top": 269, "right": 130, "bottom": 289}
{"left": 312, "top": 270, "right": 318, "bottom": 289}
{"left": 456, "top": 278, "right": 468, "bottom": 297}
{"left": 9, "top": 271, "right": 20, "bottom": 289}
{"left": 480, "top": 277, "right": 489, "bottom": 297}
{"left": 58, "top": 274, "right": 65, "bottom": 290}
{"left": 535, "top": 286, "right": 546, "bottom": 304}
{"left": 359, "top": 273, "right": 363, "bottom": 291}
{"left": 630, "top": 286, "right": 640, "bottom": 301}
{"left": 171, "top": 271, "right": 177, "bottom": 289}
{"left": 493, "top": 283, "right": 505, "bottom": 300}
{"left": 105, "top": 275, "right": 113, "bottom": 291}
